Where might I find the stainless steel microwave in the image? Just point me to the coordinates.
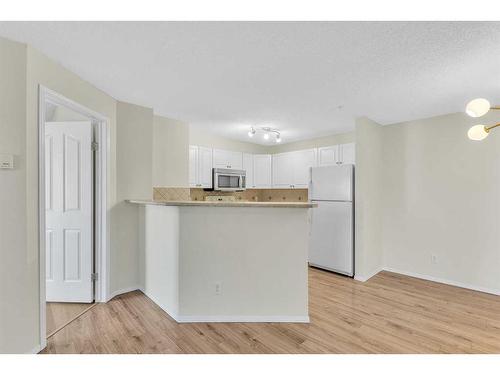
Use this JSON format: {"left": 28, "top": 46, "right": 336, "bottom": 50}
{"left": 212, "top": 168, "right": 246, "bottom": 191}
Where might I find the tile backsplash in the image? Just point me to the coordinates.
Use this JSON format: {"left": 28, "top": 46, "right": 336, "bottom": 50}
{"left": 153, "top": 187, "right": 308, "bottom": 202}
{"left": 153, "top": 187, "right": 191, "bottom": 201}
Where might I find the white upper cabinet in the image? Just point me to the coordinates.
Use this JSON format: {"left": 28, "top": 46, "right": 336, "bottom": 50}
{"left": 339, "top": 142, "right": 355, "bottom": 165}
{"left": 253, "top": 154, "right": 272, "bottom": 188}
{"left": 213, "top": 149, "right": 243, "bottom": 170}
{"left": 272, "top": 149, "right": 317, "bottom": 188}
{"left": 318, "top": 145, "right": 338, "bottom": 167}
{"left": 272, "top": 153, "right": 295, "bottom": 188}
{"left": 242, "top": 153, "right": 254, "bottom": 188}
{"left": 198, "top": 147, "right": 213, "bottom": 187}
{"left": 190, "top": 145, "right": 213, "bottom": 188}
{"left": 293, "top": 149, "right": 317, "bottom": 187}
{"left": 189, "top": 143, "right": 353, "bottom": 190}
{"left": 318, "top": 143, "right": 355, "bottom": 166}
{"left": 189, "top": 146, "right": 198, "bottom": 187}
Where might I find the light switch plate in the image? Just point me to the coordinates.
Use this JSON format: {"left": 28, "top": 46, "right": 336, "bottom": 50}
{"left": 0, "top": 154, "right": 14, "bottom": 169}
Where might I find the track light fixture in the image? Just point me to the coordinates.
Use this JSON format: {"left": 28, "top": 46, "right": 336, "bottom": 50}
{"left": 247, "top": 126, "right": 282, "bottom": 143}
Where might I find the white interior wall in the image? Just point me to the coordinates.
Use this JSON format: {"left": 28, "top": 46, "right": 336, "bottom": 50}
{"left": 0, "top": 37, "right": 29, "bottom": 354}
{"left": 153, "top": 115, "right": 189, "bottom": 187}
{"left": 190, "top": 126, "right": 356, "bottom": 156}
{"left": 1, "top": 36, "right": 159, "bottom": 353}
{"left": 190, "top": 127, "right": 269, "bottom": 154}
{"left": 271, "top": 131, "right": 355, "bottom": 154}
{"left": 381, "top": 112, "right": 500, "bottom": 293}
{"left": 112, "top": 101, "right": 153, "bottom": 294}
{"left": 25, "top": 44, "right": 118, "bottom": 354}
{"left": 354, "top": 117, "right": 384, "bottom": 280}
{"left": 46, "top": 104, "right": 89, "bottom": 122}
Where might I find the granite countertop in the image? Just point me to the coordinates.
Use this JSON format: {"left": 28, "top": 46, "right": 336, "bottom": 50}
{"left": 127, "top": 199, "right": 317, "bottom": 208}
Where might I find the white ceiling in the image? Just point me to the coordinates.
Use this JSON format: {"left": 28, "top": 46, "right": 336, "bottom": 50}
{"left": 1, "top": 21, "right": 500, "bottom": 144}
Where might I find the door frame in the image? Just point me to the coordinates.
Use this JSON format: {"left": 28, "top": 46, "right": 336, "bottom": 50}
{"left": 38, "top": 85, "right": 110, "bottom": 350}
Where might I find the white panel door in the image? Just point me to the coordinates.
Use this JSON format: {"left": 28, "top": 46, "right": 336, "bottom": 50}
{"left": 318, "top": 146, "right": 339, "bottom": 167}
{"left": 45, "top": 121, "right": 93, "bottom": 302}
{"left": 309, "top": 201, "right": 353, "bottom": 276}
{"left": 189, "top": 146, "right": 198, "bottom": 187}
{"left": 272, "top": 153, "right": 294, "bottom": 188}
{"left": 340, "top": 143, "right": 356, "bottom": 165}
{"left": 198, "top": 146, "right": 213, "bottom": 188}
{"left": 242, "top": 153, "right": 254, "bottom": 188}
{"left": 253, "top": 154, "right": 272, "bottom": 188}
{"left": 293, "top": 149, "right": 317, "bottom": 187}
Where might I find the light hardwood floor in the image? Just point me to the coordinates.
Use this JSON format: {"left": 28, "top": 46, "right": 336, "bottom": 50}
{"left": 46, "top": 302, "right": 95, "bottom": 337}
{"left": 41, "top": 268, "right": 500, "bottom": 353}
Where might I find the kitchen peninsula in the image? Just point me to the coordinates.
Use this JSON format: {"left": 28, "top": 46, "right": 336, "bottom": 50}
{"left": 128, "top": 199, "right": 315, "bottom": 323}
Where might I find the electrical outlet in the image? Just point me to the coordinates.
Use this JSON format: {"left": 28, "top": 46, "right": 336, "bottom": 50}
{"left": 215, "top": 281, "right": 222, "bottom": 295}
{"left": 431, "top": 254, "right": 438, "bottom": 264}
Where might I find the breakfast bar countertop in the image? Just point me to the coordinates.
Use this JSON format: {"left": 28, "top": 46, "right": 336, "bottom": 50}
{"left": 127, "top": 199, "right": 317, "bottom": 208}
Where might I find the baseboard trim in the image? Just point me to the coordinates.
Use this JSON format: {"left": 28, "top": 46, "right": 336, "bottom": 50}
{"left": 354, "top": 267, "right": 383, "bottom": 282}
{"left": 383, "top": 267, "right": 500, "bottom": 296}
{"left": 176, "top": 315, "right": 310, "bottom": 323}
{"left": 107, "top": 285, "right": 142, "bottom": 301}
{"left": 28, "top": 344, "right": 42, "bottom": 354}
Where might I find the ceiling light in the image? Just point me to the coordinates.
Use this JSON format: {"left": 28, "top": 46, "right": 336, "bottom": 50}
{"left": 467, "top": 125, "right": 489, "bottom": 141}
{"left": 465, "top": 99, "right": 500, "bottom": 141}
{"left": 247, "top": 126, "right": 281, "bottom": 142}
{"left": 466, "top": 98, "right": 491, "bottom": 118}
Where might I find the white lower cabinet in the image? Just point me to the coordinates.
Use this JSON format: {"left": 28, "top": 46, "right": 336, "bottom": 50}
{"left": 189, "top": 146, "right": 213, "bottom": 188}
{"left": 253, "top": 154, "right": 272, "bottom": 188}
{"left": 272, "top": 149, "right": 317, "bottom": 188}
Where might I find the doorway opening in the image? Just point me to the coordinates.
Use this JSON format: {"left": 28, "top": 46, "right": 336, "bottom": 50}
{"left": 38, "top": 86, "right": 109, "bottom": 350}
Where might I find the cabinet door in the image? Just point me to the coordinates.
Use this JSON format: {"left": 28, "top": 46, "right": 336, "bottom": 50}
{"left": 253, "top": 154, "right": 272, "bottom": 188}
{"left": 242, "top": 153, "right": 254, "bottom": 188}
{"left": 228, "top": 151, "right": 243, "bottom": 169}
{"left": 339, "top": 143, "right": 355, "bottom": 165}
{"left": 318, "top": 145, "right": 339, "bottom": 166}
{"left": 198, "top": 147, "right": 213, "bottom": 187}
{"left": 272, "top": 153, "right": 295, "bottom": 188}
{"left": 293, "top": 149, "right": 317, "bottom": 187}
{"left": 212, "top": 149, "right": 229, "bottom": 169}
{"left": 189, "top": 146, "right": 198, "bottom": 187}
{"left": 213, "top": 149, "right": 242, "bottom": 169}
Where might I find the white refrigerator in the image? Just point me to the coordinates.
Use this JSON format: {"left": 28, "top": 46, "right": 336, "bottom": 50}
{"left": 309, "top": 164, "right": 354, "bottom": 276}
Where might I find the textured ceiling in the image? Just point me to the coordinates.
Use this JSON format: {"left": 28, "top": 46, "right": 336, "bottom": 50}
{"left": 1, "top": 21, "right": 500, "bottom": 144}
